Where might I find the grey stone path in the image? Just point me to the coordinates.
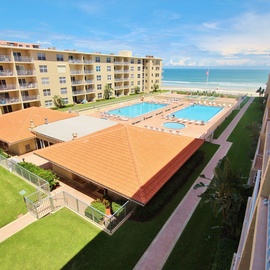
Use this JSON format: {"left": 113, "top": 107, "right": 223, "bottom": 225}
{"left": 134, "top": 97, "right": 253, "bottom": 270}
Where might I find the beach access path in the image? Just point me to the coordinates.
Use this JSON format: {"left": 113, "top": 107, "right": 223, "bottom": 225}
{"left": 133, "top": 97, "right": 254, "bottom": 270}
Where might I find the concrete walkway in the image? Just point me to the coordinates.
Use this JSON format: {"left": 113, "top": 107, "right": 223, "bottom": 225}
{"left": 134, "top": 97, "right": 254, "bottom": 270}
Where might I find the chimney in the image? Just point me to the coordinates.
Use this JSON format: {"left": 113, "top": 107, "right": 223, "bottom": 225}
{"left": 29, "top": 119, "right": 35, "bottom": 131}
{"left": 44, "top": 117, "right": 48, "bottom": 124}
{"left": 72, "top": 133, "right": 78, "bottom": 140}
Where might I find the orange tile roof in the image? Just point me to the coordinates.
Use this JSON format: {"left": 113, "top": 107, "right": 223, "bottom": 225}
{"left": 0, "top": 107, "right": 77, "bottom": 145}
{"left": 35, "top": 124, "right": 204, "bottom": 205}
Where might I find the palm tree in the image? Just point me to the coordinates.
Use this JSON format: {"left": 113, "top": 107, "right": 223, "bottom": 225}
{"left": 194, "top": 157, "right": 252, "bottom": 239}
{"left": 153, "top": 84, "right": 159, "bottom": 92}
{"left": 52, "top": 95, "right": 64, "bottom": 108}
{"left": 134, "top": 86, "right": 140, "bottom": 94}
{"left": 103, "top": 84, "right": 113, "bottom": 99}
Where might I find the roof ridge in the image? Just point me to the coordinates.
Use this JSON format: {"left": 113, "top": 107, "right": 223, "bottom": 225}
{"left": 123, "top": 125, "right": 147, "bottom": 202}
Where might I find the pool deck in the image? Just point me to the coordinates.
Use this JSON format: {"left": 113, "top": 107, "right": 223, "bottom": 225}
{"left": 81, "top": 93, "right": 239, "bottom": 139}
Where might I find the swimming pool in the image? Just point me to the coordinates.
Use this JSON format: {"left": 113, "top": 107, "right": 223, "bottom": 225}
{"left": 108, "top": 102, "right": 167, "bottom": 118}
{"left": 163, "top": 122, "right": 186, "bottom": 129}
{"left": 172, "top": 104, "right": 223, "bottom": 122}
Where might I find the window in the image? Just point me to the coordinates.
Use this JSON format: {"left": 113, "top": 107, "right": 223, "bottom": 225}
{"left": 106, "top": 57, "right": 111, "bottom": 63}
{"left": 130, "top": 59, "right": 134, "bottom": 64}
{"left": 45, "top": 100, "right": 53, "bottom": 107}
{"left": 97, "top": 75, "right": 101, "bottom": 81}
{"left": 39, "top": 65, "right": 47, "bottom": 73}
{"left": 57, "top": 65, "right": 66, "bottom": 73}
{"left": 97, "top": 93, "right": 102, "bottom": 98}
{"left": 131, "top": 74, "right": 134, "bottom": 79}
{"left": 38, "top": 53, "right": 46, "bottom": 60}
{"left": 131, "top": 81, "right": 134, "bottom": 86}
{"left": 61, "top": 87, "right": 68, "bottom": 94}
{"left": 138, "top": 67, "right": 141, "bottom": 71}
{"left": 25, "top": 144, "right": 31, "bottom": 152}
{"left": 59, "top": 77, "right": 66, "bottom": 84}
{"left": 97, "top": 84, "right": 102, "bottom": 90}
{"left": 62, "top": 98, "right": 69, "bottom": 104}
{"left": 130, "top": 66, "right": 134, "bottom": 71}
{"left": 137, "top": 74, "right": 141, "bottom": 78}
{"left": 138, "top": 81, "right": 141, "bottom": 85}
{"left": 56, "top": 54, "right": 64, "bottom": 61}
{"left": 96, "top": 66, "right": 101, "bottom": 72}
{"left": 138, "top": 59, "right": 141, "bottom": 64}
{"left": 95, "top": 56, "right": 100, "bottom": 63}
{"left": 41, "top": 77, "right": 49, "bottom": 85}
{"left": 107, "top": 75, "right": 111, "bottom": 80}
{"left": 107, "top": 66, "right": 111, "bottom": 72}
{"left": 43, "top": 89, "right": 51, "bottom": 96}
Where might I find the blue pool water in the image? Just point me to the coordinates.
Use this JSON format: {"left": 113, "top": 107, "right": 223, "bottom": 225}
{"left": 163, "top": 122, "right": 186, "bottom": 129}
{"left": 172, "top": 104, "right": 223, "bottom": 122}
{"left": 108, "top": 102, "right": 167, "bottom": 118}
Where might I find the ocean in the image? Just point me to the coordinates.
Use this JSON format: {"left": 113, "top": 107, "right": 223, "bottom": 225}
{"left": 162, "top": 68, "right": 269, "bottom": 94}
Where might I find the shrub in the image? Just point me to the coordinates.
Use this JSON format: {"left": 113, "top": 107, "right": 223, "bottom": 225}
{"left": 85, "top": 199, "right": 106, "bottom": 223}
{"left": 17, "top": 162, "right": 58, "bottom": 191}
{"left": 111, "top": 201, "right": 124, "bottom": 216}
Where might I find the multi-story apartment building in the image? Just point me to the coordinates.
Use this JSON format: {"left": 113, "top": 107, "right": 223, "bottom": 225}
{"left": 231, "top": 74, "right": 270, "bottom": 270}
{"left": 0, "top": 40, "right": 162, "bottom": 114}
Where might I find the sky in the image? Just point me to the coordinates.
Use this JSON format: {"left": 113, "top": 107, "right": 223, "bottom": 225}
{"left": 1, "top": 0, "right": 270, "bottom": 68}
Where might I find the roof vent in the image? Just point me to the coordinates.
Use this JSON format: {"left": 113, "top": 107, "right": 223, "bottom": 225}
{"left": 29, "top": 119, "right": 35, "bottom": 130}
{"left": 72, "top": 133, "right": 78, "bottom": 140}
{"left": 44, "top": 117, "right": 48, "bottom": 125}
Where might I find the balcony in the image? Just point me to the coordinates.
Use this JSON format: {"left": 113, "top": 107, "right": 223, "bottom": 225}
{"left": 0, "top": 84, "right": 17, "bottom": 90}
{"left": 123, "top": 69, "right": 129, "bottom": 73}
{"left": 22, "top": 95, "right": 40, "bottom": 101}
{"left": 124, "top": 85, "right": 130, "bottom": 88}
{"left": 72, "top": 90, "right": 85, "bottom": 95}
{"left": 17, "top": 70, "right": 36, "bottom": 76}
{"left": 114, "top": 70, "right": 123, "bottom": 74}
{"left": 14, "top": 56, "right": 33, "bottom": 62}
{"left": 123, "top": 61, "right": 130, "bottom": 65}
{"left": 0, "top": 70, "right": 13, "bottom": 76}
{"left": 70, "top": 70, "right": 83, "bottom": 75}
{"left": 19, "top": 83, "right": 38, "bottom": 89}
{"left": 71, "top": 80, "right": 83, "bottom": 85}
{"left": 114, "top": 61, "right": 123, "bottom": 65}
{"left": 114, "top": 86, "right": 123, "bottom": 90}
{"left": 114, "top": 78, "right": 123, "bottom": 81}
{"left": 124, "top": 77, "right": 130, "bottom": 81}
{"left": 0, "top": 55, "right": 11, "bottom": 62}
{"left": 0, "top": 97, "right": 21, "bottom": 104}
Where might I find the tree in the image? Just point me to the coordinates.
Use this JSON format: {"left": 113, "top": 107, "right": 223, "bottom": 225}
{"left": 153, "top": 84, "right": 159, "bottom": 92}
{"left": 194, "top": 157, "right": 252, "bottom": 239}
{"left": 134, "top": 86, "right": 140, "bottom": 94}
{"left": 52, "top": 95, "right": 64, "bottom": 108}
{"left": 104, "top": 84, "right": 113, "bottom": 99}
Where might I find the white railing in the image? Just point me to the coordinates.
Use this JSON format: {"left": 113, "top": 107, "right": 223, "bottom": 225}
{"left": 0, "top": 97, "right": 21, "bottom": 104}
{"left": 71, "top": 80, "right": 83, "bottom": 85}
{"left": 14, "top": 56, "right": 33, "bottom": 62}
{"left": 86, "top": 89, "right": 95, "bottom": 93}
{"left": 19, "top": 83, "right": 38, "bottom": 89}
{"left": 0, "top": 55, "right": 11, "bottom": 62}
{"left": 84, "top": 70, "right": 94, "bottom": 74}
{"left": 17, "top": 70, "right": 36, "bottom": 76}
{"left": 22, "top": 95, "right": 40, "bottom": 101}
{"left": 0, "top": 84, "right": 17, "bottom": 90}
{"left": 72, "top": 90, "right": 85, "bottom": 95}
{"left": 83, "top": 60, "right": 94, "bottom": 64}
{"left": 85, "top": 80, "right": 94, "bottom": 84}
{"left": 70, "top": 70, "right": 83, "bottom": 74}
{"left": 0, "top": 70, "right": 13, "bottom": 76}
{"left": 69, "top": 59, "right": 82, "bottom": 63}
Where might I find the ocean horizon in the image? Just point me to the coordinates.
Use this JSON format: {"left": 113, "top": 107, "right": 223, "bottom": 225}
{"left": 162, "top": 68, "right": 269, "bottom": 94}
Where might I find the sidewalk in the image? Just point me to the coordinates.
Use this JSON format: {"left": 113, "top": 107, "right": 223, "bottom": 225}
{"left": 0, "top": 213, "right": 37, "bottom": 243}
{"left": 134, "top": 97, "right": 254, "bottom": 270}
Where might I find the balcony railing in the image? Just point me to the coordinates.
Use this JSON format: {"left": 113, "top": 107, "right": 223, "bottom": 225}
{"left": 86, "top": 89, "right": 95, "bottom": 93}
{"left": 123, "top": 62, "right": 130, "bottom": 65}
{"left": 22, "top": 95, "right": 40, "bottom": 101}
{"left": 84, "top": 70, "right": 94, "bottom": 74}
{"left": 19, "top": 83, "right": 38, "bottom": 89}
{"left": 17, "top": 70, "right": 36, "bottom": 76}
{"left": 124, "top": 77, "right": 130, "bottom": 81}
{"left": 14, "top": 56, "right": 33, "bottom": 62}
{"left": 114, "top": 70, "right": 123, "bottom": 74}
{"left": 114, "top": 86, "right": 123, "bottom": 90}
{"left": 0, "top": 70, "right": 13, "bottom": 76}
{"left": 69, "top": 59, "right": 82, "bottom": 64}
{"left": 72, "top": 90, "right": 85, "bottom": 95}
{"left": 114, "top": 61, "right": 123, "bottom": 65}
{"left": 85, "top": 80, "right": 94, "bottom": 84}
{"left": 0, "top": 84, "right": 17, "bottom": 90}
{"left": 0, "top": 97, "right": 21, "bottom": 104}
{"left": 0, "top": 55, "right": 11, "bottom": 62}
{"left": 71, "top": 80, "right": 83, "bottom": 85}
{"left": 83, "top": 60, "right": 94, "bottom": 64}
{"left": 124, "top": 85, "right": 130, "bottom": 88}
{"left": 114, "top": 78, "right": 123, "bottom": 81}
{"left": 123, "top": 69, "right": 129, "bottom": 73}
{"left": 70, "top": 70, "right": 83, "bottom": 75}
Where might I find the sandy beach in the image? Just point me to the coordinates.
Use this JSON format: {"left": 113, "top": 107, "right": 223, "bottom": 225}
{"left": 161, "top": 85, "right": 260, "bottom": 97}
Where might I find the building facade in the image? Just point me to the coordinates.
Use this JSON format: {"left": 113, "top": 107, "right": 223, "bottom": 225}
{"left": 231, "top": 74, "right": 270, "bottom": 270}
{"left": 0, "top": 40, "right": 162, "bottom": 114}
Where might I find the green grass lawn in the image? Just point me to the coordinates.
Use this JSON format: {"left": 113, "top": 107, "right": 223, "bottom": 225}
{"left": 0, "top": 166, "right": 36, "bottom": 228}
{"left": 0, "top": 143, "right": 219, "bottom": 270}
{"left": 0, "top": 207, "right": 101, "bottom": 270}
